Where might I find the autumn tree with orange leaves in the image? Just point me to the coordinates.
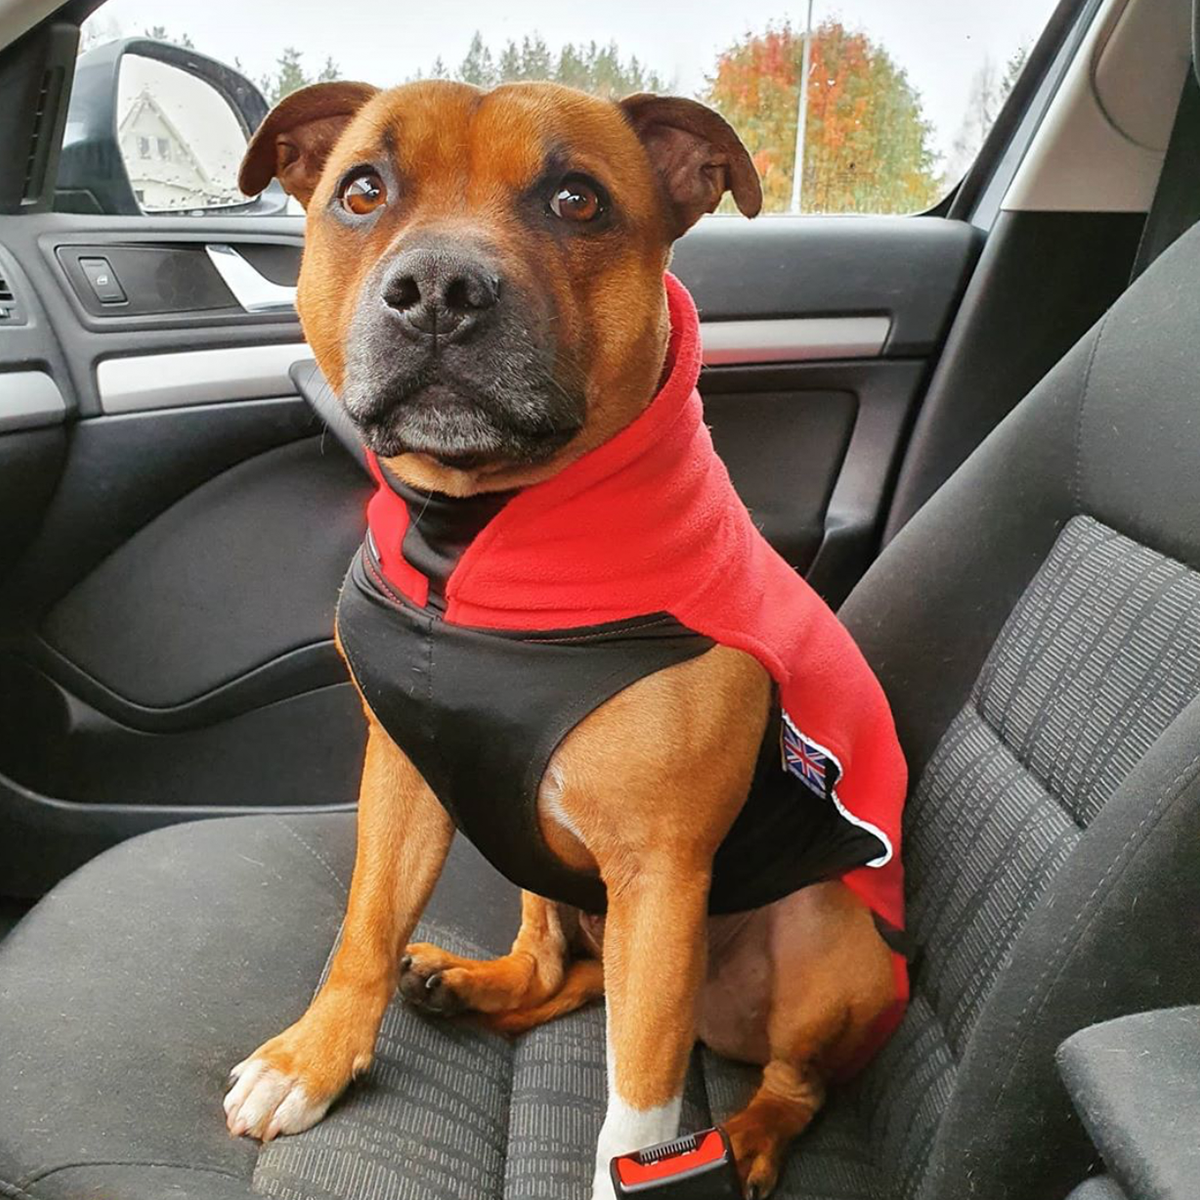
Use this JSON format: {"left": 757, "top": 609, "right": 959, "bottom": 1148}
{"left": 705, "top": 20, "right": 940, "bottom": 214}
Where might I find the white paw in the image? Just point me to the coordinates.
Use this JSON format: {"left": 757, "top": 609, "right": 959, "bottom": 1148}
{"left": 223, "top": 1055, "right": 332, "bottom": 1141}
{"left": 591, "top": 1163, "right": 618, "bottom": 1200}
{"left": 592, "top": 1095, "right": 681, "bottom": 1199}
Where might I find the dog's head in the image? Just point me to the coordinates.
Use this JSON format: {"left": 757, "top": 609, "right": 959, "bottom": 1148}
{"left": 240, "top": 80, "right": 760, "bottom": 492}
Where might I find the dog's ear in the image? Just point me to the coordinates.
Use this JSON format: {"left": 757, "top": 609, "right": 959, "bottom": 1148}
{"left": 239, "top": 81, "right": 379, "bottom": 208}
{"left": 619, "top": 94, "right": 763, "bottom": 238}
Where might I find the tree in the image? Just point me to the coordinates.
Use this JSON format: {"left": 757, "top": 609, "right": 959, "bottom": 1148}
{"left": 704, "top": 20, "right": 940, "bottom": 215}
{"left": 78, "top": 13, "right": 122, "bottom": 53}
{"left": 143, "top": 25, "right": 194, "bottom": 49}
{"left": 80, "top": 18, "right": 197, "bottom": 56}
{"left": 1004, "top": 46, "right": 1030, "bottom": 94}
{"left": 458, "top": 32, "right": 497, "bottom": 87}
{"left": 420, "top": 32, "right": 666, "bottom": 98}
{"left": 261, "top": 48, "right": 340, "bottom": 105}
{"left": 943, "top": 46, "right": 1029, "bottom": 187}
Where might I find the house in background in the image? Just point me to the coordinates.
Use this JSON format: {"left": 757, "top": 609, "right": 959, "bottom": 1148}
{"left": 117, "top": 88, "right": 238, "bottom": 211}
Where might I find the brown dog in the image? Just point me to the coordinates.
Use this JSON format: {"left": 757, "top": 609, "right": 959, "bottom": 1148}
{"left": 222, "top": 79, "right": 902, "bottom": 1200}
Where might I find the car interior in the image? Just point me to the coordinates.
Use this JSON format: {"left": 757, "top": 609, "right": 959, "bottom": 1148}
{"left": 0, "top": 0, "right": 1198, "bottom": 1197}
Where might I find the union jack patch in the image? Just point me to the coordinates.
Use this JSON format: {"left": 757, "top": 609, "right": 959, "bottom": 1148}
{"left": 780, "top": 711, "right": 839, "bottom": 798}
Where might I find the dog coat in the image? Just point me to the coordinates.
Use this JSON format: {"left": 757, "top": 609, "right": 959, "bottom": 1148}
{"left": 337, "top": 273, "right": 908, "bottom": 954}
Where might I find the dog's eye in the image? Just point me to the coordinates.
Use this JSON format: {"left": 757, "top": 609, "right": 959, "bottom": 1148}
{"left": 550, "top": 174, "right": 605, "bottom": 223}
{"left": 340, "top": 170, "right": 387, "bottom": 216}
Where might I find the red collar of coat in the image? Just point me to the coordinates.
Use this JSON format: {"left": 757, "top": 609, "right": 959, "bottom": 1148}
{"left": 364, "top": 270, "right": 706, "bottom": 624}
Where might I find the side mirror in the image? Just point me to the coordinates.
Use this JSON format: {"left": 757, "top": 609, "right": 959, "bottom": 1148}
{"left": 56, "top": 38, "right": 288, "bottom": 217}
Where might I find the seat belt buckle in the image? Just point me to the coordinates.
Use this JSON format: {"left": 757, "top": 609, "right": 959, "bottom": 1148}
{"left": 610, "top": 1127, "right": 741, "bottom": 1197}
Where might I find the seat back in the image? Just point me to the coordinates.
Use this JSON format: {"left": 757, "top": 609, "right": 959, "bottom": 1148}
{"left": 840, "top": 194, "right": 1200, "bottom": 1198}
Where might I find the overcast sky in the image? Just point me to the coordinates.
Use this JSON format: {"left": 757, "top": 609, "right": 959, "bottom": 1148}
{"left": 86, "top": 0, "right": 1059, "bottom": 168}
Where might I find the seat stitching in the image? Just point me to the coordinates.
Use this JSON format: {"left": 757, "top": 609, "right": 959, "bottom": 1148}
{"left": 1072, "top": 316, "right": 1110, "bottom": 515}
{"left": 15, "top": 1159, "right": 245, "bottom": 1189}
{"left": 277, "top": 818, "right": 350, "bottom": 897}
{"left": 968, "top": 699, "right": 1085, "bottom": 832}
{"left": 985, "top": 744, "right": 1200, "bottom": 1111}
{"left": 497, "top": 1028, "right": 516, "bottom": 1200}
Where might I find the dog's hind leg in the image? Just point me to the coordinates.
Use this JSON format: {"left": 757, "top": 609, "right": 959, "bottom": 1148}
{"left": 725, "top": 1058, "right": 829, "bottom": 1199}
{"left": 478, "top": 956, "right": 604, "bottom": 1033}
{"left": 400, "top": 890, "right": 575, "bottom": 1017}
{"left": 720, "top": 883, "right": 898, "bottom": 1198}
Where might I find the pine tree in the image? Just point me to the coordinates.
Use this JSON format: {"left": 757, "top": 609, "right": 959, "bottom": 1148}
{"left": 143, "top": 26, "right": 195, "bottom": 49}
{"left": 432, "top": 31, "right": 665, "bottom": 98}
{"left": 459, "top": 33, "right": 497, "bottom": 87}
{"left": 261, "top": 48, "right": 342, "bottom": 105}
{"left": 943, "top": 45, "right": 1029, "bottom": 187}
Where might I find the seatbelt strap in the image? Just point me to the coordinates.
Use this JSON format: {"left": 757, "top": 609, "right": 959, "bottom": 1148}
{"left": 289, "top": 359, "right": 371, "bottom": 477}
{"left": 1130, "top": 69, "right": 1200, "bottom": 282}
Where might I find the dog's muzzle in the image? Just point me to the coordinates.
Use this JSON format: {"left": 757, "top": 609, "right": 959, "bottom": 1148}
{"left": 340, "top": 241, "right": 584, "bottom": 467}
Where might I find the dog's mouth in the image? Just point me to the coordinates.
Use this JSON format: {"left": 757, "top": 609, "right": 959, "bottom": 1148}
{"left": 349, "top": 377, "right": 583, "bottom": 468}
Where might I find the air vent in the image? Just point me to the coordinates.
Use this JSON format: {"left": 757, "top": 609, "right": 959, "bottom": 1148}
{"left": 0, "top": 271, "right": 19, "bottom": 323}
{"left": 21, "top": 66, "right": 61, "bottom": 205}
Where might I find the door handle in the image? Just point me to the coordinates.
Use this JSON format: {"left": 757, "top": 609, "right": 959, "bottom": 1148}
{"left": 205, "top": 244, "right": 298, "bottom": 314}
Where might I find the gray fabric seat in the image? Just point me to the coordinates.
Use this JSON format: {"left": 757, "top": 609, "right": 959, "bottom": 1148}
{"left": 8, "top": 188, "right": 1200, "bottom": 1200}
{"left": 0, "top": 813, "right": 880, "bottom": 1200}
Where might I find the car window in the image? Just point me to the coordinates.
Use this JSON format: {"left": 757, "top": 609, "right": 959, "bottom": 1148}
{"left": 78, "top": 0, "right": 1060, "bottom": 218}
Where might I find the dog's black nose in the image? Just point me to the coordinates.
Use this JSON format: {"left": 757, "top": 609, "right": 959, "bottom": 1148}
{"left": 382, "top": 248, "right": 501, "bottom": 344}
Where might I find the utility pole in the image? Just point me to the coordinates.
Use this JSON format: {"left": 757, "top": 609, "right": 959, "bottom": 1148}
{"left": 789, "top": 0, "right": 815, "bottom": 214}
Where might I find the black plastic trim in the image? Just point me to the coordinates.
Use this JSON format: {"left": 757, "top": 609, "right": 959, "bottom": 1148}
{"left": 0, "top": 214, "right": 305, "bottom": 420}
{"left": 884, "top": 210, "right": 1144, "bottom": 541}
{"left": 0, "top": 20, "right": 78, "bottom": 214}
{"left": 30, "top": 635, "right": 347, "bottom": 732}
{"left": 703, "top": 359, "right": 927, "bottom": 607}
{"left": 55, "top": 242, "right": 240, "bottom": 317}
{"left": 673, "top": 216, "right": 982, "bottom": 358}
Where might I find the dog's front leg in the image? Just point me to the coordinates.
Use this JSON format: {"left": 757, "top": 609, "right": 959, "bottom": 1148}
{"left": 224, "top": 713, "right": 454, "bottom": 1140}
{"left": 591, "top": 864, "right": 709, "bottom": 1200}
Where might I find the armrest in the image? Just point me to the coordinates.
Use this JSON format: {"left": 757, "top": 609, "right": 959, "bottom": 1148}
{"left": 1057, "top": 1007, "right": 1200, "bottom": 1200}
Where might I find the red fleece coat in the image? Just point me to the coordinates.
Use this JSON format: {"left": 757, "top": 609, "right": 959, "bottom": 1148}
{"left": 365, "top": 273, "right": 909, "bottom": 1042}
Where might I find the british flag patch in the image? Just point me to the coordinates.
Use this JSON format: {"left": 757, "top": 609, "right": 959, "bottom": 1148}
{"left": 780, "top": 711, "right": 839, "bottom": 798}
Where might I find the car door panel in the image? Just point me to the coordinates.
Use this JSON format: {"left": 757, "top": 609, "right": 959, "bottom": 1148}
{"left": 0, "top": 215, "right": 374, "bottom": 893}
{"left": 0, "top": 206, "right": 979, "bottom": 895}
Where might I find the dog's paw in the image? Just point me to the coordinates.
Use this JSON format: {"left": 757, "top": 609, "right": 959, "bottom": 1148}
{"left": 223, "top": 1054, "right": 331, "bottom": 1141}
{"left": 590, "top": 1163, "right": 618, "bottom": 1200}
{"left": 224, "top": 1018, "right": 372, "bottom": 1141}
{"left": 398, "top": 944, "right": 474, "bottom": 1016}
{"left": 725, "top": 1116, "right": 785, "bottom": 1200}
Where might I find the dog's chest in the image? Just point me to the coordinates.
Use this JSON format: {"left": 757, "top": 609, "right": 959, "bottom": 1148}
{"left": 336, "top": 540, "right": 712, "bottom": 912}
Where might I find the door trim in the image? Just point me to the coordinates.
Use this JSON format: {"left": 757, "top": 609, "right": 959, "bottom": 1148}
{"left": 95, "top": 316, "right": 894, "bottom": 413}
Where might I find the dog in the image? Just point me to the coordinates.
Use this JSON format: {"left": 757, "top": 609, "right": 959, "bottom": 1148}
{"left": 222, "top": 79, "right": 908, "bottom": 1200}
